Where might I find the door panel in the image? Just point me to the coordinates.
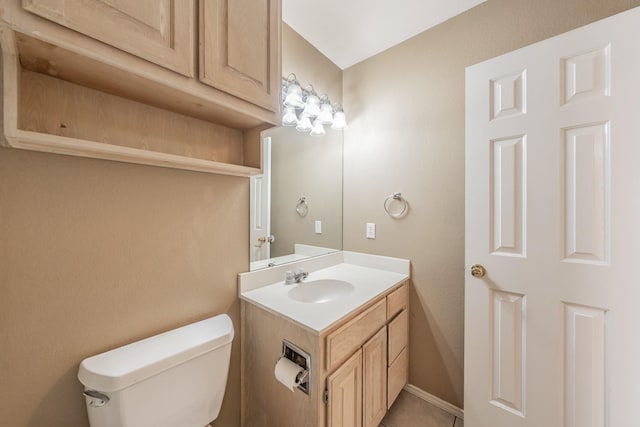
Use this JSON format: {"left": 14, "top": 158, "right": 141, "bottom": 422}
{"left": 490, "top": 290, "right": 525, "bottom": 416}
{"left": 562, "top": 122, "right": 610, "bottom": 264}
{"left": 327, "top": 349, "right": 363, "bottom": 427}
{"left": 490, "top": 135, "right": 526, "bottom": 257}
{"left": 563, "top": 303, "right": 607, "bottom": 427}
{"left": 465, "top": 7, "right": 640, "bottom": 427}
{"left": 363, "top": 327, "right": 387, "bottom": 427}
{"left": 22, "top": 0, "right": 195, "bottom": 76}
{"left": 250, "top": 137, "right": 271, "bottom": 263}
{"left": 199, "top": 0, "right": 281, "bottom": 112}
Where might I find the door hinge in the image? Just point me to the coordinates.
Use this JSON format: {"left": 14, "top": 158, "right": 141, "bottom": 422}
{"left": 323, "top": 388, "right": 329, "bottom": 404}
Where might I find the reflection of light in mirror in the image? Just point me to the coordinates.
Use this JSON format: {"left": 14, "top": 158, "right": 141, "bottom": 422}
{"left": 296, "top": 115, "right": 312, "bottom": 132}
{"left": 282, "top": 107, "right": 298, "bottom": 126}
{"left": 331, "top": 108, "right": 347, "bottom": 130}
{"left": 310, "top": 119, "right": 326, "bottom": 136}
{"left": 318, "top": 98, "right": 334, "bottom": 124}
{"left": 283, "top": 74, "right": 304, "bottom": 108}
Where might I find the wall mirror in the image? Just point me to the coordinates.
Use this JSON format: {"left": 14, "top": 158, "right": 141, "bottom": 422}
{"left": 249, "top": 126, "right": 343, "bottom": 270}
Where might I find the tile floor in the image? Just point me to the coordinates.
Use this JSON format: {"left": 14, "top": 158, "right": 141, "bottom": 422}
{"left": 380, "top": 390, "right": 463, "bottom": 427}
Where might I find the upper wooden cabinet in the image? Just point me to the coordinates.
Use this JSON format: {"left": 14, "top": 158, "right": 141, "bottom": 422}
{"left": 21, "top": 0, "right": 196, "bottom": 77}
{"left": 199, "top": 0, "right": 281, "bottom": 112}
{"left": 1, "top": 0, "right": 281, "bottom": 175}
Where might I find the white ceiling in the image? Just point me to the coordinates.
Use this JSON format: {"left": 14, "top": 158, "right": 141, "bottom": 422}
{"left": 283, "top": 0, "right": 487, "bottom": 69}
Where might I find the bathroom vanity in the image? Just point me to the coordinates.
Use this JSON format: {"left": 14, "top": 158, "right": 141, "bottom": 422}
{"left": 239, "top": 252, "right": 409, "bottom": 427}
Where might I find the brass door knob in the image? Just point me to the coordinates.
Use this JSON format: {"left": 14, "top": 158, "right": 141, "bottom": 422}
{"left": 258, "top": 235, "right": 275, "bottom": 243}
{"left": 470, "top": 264, "right": 486, "bottom": 278}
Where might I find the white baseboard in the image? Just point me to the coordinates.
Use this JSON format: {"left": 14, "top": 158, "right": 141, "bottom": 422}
{"left": 403, "top": 384, "right": 464, "bottom": 420}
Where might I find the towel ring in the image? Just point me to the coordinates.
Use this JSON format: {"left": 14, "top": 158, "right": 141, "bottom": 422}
{"left": 296, "top": 197, "right": 309, "bottom": 217}
{"left": 384, "top": 193, "right": 408, "bottom": 218}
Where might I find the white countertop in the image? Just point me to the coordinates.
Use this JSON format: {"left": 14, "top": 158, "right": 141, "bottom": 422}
{"left": 239, "top": 252, "right": 409, "bottom": 334}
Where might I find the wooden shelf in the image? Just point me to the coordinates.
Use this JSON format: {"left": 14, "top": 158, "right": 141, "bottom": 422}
{"left": 0, "top": 29, "right": 269, "bottom": 176}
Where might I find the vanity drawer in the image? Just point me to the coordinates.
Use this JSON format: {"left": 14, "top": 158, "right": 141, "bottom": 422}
{"left": 388, "top": 309, "right": 408, "bottom": 364}
{"left": 387, "top": 346, "right": 408, "bottom": 410}
{"left": 387, "top": 282, "right": 408, "bottom": 319}
{"left": 326, "top": 299, "right": 386, "bottom": 372}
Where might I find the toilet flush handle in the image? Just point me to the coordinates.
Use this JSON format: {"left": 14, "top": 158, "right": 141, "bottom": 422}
{"left": 83, "top": 390, "right": 110, "bottom": 407}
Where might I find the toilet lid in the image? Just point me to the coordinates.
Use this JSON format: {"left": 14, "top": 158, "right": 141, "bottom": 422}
{"left": 77, "top": 314, "right": 234, "bottom": 392}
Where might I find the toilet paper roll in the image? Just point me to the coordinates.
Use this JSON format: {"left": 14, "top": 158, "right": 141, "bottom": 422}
{"left": 275, "top": 357, "right": 304, "bottom": 391}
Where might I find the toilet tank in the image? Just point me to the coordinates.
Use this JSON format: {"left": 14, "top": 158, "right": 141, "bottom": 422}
{"left": 78, "top": 314, "right": 234, "bottom": 427}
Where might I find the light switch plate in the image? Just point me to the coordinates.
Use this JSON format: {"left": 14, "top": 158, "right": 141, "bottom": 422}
{"left": 366, "top": 222, "right": 376, "bottom": 239}
{"left": 315, "top": 220, "right": 322, "bottom": 234}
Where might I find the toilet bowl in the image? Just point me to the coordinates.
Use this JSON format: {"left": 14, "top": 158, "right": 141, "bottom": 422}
{"left": 78, "top": 314, "right": 234, "bottom": 427}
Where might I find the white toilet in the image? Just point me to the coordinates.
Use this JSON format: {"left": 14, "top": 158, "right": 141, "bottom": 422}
{"left": 77, "top": 314, "right": 234, "bottom": 427}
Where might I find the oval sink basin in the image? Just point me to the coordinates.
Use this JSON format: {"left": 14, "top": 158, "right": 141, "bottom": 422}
{"left": 288, "top": 279, "right": 355, "bottom": 303}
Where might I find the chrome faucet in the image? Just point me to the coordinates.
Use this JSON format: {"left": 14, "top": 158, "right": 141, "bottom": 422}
{"left": 285, "top": 269, "right": 308, "bottom": 284}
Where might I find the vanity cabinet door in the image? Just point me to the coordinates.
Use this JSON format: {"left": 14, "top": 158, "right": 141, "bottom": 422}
{"left": 21, "top": 0, "right": 195, "bottom": 77}
{"left": 199, "top": 0, "right": 281, "bottom": 112}
{"left": 363, "top": 327, "right": 388, "bottom": 427}
{"left": 327, "top": 348, "right": 363, "bottom": 427}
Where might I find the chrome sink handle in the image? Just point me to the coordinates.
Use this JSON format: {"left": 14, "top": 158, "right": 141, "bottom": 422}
{"left": 285, "top": 269, "right": 309, "bottom": 284}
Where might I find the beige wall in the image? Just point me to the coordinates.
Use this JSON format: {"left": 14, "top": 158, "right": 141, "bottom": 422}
{"left": 342, "top": 0, "right": 640, "bottom": 408}
{"left": 283, "top": 23, "right": 343, "bottom": 106}
{"left": 0, "top": 149, "right": 247, "bottom": 426}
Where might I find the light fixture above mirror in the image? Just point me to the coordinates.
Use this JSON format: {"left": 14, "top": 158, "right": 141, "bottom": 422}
{"left": 282, "top": 74, "right": 347, "bottom": 134}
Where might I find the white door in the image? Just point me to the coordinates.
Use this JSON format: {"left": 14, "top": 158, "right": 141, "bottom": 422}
{"left": 249, "top": 136, "right": 272, "bottom": 263}
{"left": 465, "top": 8, "right": 640, "bottom": 427}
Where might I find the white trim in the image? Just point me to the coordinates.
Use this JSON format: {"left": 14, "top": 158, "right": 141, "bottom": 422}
{"left": 403, "top": 384, "right": 464, "bottom": 420}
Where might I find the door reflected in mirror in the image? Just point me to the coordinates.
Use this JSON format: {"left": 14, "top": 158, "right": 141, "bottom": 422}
{"left": 249, "top": 126, "right": 343, "bottom": 270}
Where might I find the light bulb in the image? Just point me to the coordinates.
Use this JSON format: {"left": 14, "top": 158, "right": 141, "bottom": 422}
{"left": 284, "top": 83, "right": 304, "bottom": 108}
{"left": 331, "top": 110, "right": 347, "bottom": 130}
{"left": 282, "top": 107, "right": 298, "bottom": 126}
{"left": 302, "top": 93, "right": 320, "bottom": 118}
{"left": 296, "top": 114, "right": 312, "bottom": 132}
{"left": 317, "top": 102, "right": 333, "bottom": 124}
{"left": 310, "top": 119, "right": 326, "bottom": 136}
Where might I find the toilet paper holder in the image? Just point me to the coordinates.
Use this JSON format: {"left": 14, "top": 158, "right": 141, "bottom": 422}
{"left": 281, "top": 339, "right": 311, "bottom": 394}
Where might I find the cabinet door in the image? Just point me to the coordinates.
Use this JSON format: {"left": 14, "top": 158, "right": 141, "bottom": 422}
{"left": 363, "top": 327, "right": 387, "bottom": 427}
{"left": 327, "top": 348, "right": 363, "bottom": 427}
{"left": 199, "top": 0, "right": 281, "bottom": 112}
{"left": 21, "top": 0, "right": 195, "bottom": 77}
